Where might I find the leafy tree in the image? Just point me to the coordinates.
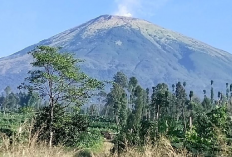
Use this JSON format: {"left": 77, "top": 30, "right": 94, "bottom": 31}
{"left": 113, "top": 71, "right": 128, "bottom": 88}
{"left": 112, "top": 72, "right": 128, "bottom": 127}
{"left": 150, "top": 83, "right": 170, "bottom": 134}
{"left": 103, "top": 78, "right": 129, "bottom": 154}
{"left": 143, "top": 88, "right": 150, "bottom": 120}
{"left": 88, "top": 104, "right": 98, "bottom": 116}
{"left": 119, "top": 93, "right": 127, "bottom": 128}
{"left": 128, "top": 77, "right": 138, "bottom": 90}
{"left": 125, "top": 85, "right": 145, "bottom": 145}
{"left": 185, "top": 106, "right": 230, "bottom": 155}
{"left": 97, "top": 91, "right": 107, "bottom": 115}
{"left": 175, "top": 82, "right": 187, "bottom": 132}
{"left": 19, "top": 46, "right": 102, "bottom": 146}
{"left": 128, "top": 77, "right": 138, "bottom": 109}
{"left": 7, "top": 93, "right": 18, "bottom": 111}
{"left": 104, "top": 83, "right": 125, "bottom": 119}
{"left": 150, "top": 87, "right": 156, "bottom": 121}
{"left": 2, "top": 86, "right": 11, "bottom": 114}
{"left": 33, "top": 105, "right": 89, "bottom": 146}
{"left": 103, "top": 72, "right": 128, "bottom": 119}
{"left": 133, "top": 85, "right": 145, "bottom": 127}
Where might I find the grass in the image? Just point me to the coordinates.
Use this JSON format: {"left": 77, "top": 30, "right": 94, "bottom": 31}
{"left": 109, "top": 137, "right": 191, "bottom": 157}
{"left": 0, "top": 130, "right": 191, "bottom": 157}
{"left": 1, "top": 126, "right": 231, "bottom": 157}
{"left": 1, "top": 143, "right": 189, "bottom": 157}
{"left": 1, "top": 143, "right": 76, "bottom": 157}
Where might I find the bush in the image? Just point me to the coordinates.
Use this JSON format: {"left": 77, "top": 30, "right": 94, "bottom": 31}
{"left": 76, "top": 129, "right": 104, "bottom": 150}
{"left": 33, "top": 105, "right": 89, "bottom": 147}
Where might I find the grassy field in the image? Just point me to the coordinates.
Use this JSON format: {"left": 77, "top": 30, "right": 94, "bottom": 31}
{"left": 0, "top": 134, "right": 191, "bottom": 157}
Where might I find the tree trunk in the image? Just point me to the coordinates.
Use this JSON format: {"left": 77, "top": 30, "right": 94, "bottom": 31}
{"left": 147, "top": 108, "right": 150, "bottom": 121}
{"left": 189, "top": 116, "right": 192, "bottom": 129}
{"left": 105, "top": 105, "right": 109, "bottom": 118}
{"left": 181, "top": 102, "right": 186, "bottom": 133}
{"left": 48, "top": 78, "right": 54, "bottom": 148}
{"left": 156, "top": 105, "right": 160, "bottom": 135}
{"left": 176, "top": 102, "right": 178, "bottom": 121}
{"left": 49, "top": 104, "right": 54, "bottom": 147}
{"left": 152, "top": 105, "right": 156, "bottom": 121}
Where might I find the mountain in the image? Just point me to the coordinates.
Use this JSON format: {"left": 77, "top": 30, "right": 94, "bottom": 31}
{"left": 1, "top": 15, "right": 232, "bottom": 96}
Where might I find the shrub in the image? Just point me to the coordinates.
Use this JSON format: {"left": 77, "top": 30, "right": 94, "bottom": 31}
{"left": 33, "top": 105, "right": 89, "bottom": 147}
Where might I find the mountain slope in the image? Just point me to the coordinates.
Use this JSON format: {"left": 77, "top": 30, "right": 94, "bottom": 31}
{"left": 1, "top": 15, "right": 232, "bottom": 95}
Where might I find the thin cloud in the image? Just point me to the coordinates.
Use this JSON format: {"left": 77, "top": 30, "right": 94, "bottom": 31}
{"left": 114, "top": 0, "right": 170, "bottom": 17}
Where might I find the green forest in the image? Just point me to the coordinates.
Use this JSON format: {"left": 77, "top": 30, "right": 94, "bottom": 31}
{"left": 1, "top": 46, "right": 232, "bottom": 156}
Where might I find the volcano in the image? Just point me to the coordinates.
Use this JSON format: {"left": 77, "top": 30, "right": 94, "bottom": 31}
{"left": 0, "top": 15, "right": 232, "bottom": 96}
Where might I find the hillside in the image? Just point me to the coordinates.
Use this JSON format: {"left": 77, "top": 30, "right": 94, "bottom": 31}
{"left": 1, "top": 15, "right": 232, "bottom": 95}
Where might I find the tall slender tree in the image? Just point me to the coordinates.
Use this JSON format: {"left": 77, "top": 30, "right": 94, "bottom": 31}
{"left": 211, "top": 80, "right": 214, "bottom": 104}
{"left": 203, "top": 90, "right": 206, "bottom": 98}
{"left": 175, "top": 82, "right": 187, "bottom": 132}
{"left": 189, "top": 91, "right": 193, "bottom": 102}
{"left": 226, "top": 83, "right": 229, "bottom": 105}
{"left": 119, "top": 93, "right": 127, "bottom": 127}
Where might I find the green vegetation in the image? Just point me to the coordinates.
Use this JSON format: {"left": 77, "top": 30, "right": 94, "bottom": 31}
{"left": 1, "top": 46, "right": 232, "bottom": 156}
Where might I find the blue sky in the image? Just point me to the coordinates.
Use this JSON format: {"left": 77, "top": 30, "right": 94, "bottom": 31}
{"left": 0, "top": 0, "right": 231, "bottom": 58}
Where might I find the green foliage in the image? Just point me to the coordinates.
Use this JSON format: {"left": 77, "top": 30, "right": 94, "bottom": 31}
{"left": 202, "top": 97, "right": 211, "bottom": 110}
{"left": 128, "top": 77, "right": 138, "bottom": 90}
{"left": 33, "top": 105, "right": 89, "bottom": 146}
{"left": 1, "top": 48, "right": 232, "bottom": 156}
{"left": 20, "top": 46, "right": 103, "bottom": 107}
{"left": 119, "top": 93, "right": 127, "bottom": 128}
{"left": 75, "top": 129, "right": 104, "bottom": 150}
{"left": 113, "top": 71, "right": 128, "bottom": 88}
{"left": 140, "top": 120, "right": 156, "bottom": 143}
{"left": 0, "top": 112, "right": 34, "bottom": 131}
{"left": 88, "top": 116, "right": 117, "bottom": 130}
{"left": 0, "top": 111, "right": 34, "bottom": 146}
{"left": 185, "top": 106, "right": 231, "bottom": 155}
{"left": 100, "top": 76, "right": 232, "bottom": 156}
{"left": 103, "top": 83, "right": 126, "bottom": 121}
{"left": 0, "top": 88, "right": 41, "bottom": 114}
{"left": 19, "top": 46, "right": 103, "bottom": 146}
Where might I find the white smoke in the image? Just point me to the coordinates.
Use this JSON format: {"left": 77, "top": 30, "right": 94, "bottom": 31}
{"left": 114, "top": 0, "right": 139, "bottom": 17}
{"left": 114, "top": 0, "right": 169, "bottom": 17}
{"left": 115, "top": 4, "right": 133, "bottom": 17}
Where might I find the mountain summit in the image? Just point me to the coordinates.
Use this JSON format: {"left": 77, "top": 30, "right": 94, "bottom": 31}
{"left": 1, "top": 15, "right": 232, "bottom": 95}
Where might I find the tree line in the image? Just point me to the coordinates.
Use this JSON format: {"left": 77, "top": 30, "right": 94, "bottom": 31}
{"left": 1, "top": 46, "right": 232, "bottom": 156}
